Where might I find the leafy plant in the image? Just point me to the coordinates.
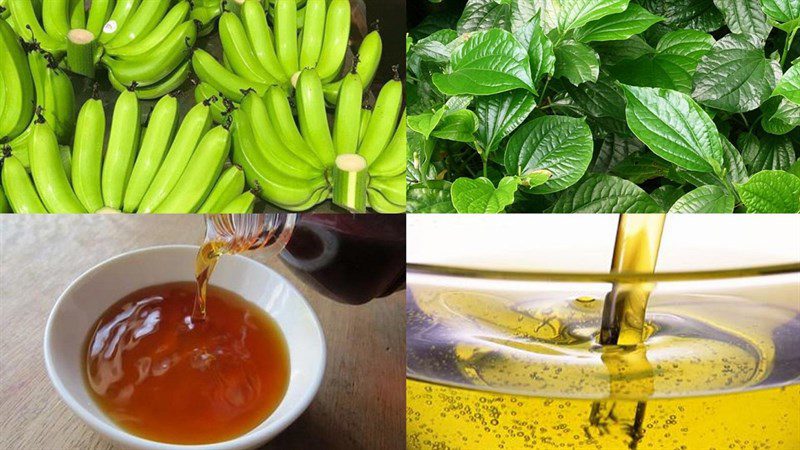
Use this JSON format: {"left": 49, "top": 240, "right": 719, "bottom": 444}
{"left": 407, "top": 0, "right": 800, "bottom": 213}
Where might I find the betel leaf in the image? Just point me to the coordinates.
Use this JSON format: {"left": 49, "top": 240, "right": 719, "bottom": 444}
{"left": 408, "top": 107, "right": 447, "bottom": 140}
{"left": 551, "top": 0, "right": 630, "bottom": 33}
{"left": 564, "top": 74, "right": 627, "bottom": 121}
{"left": 737, "top": 170, "right": 800, "bottom": 213}
{"left": 593, "top": 36, "right": 655, "bottom": 66}
{"left": 550, "top": 174, "right": 663, "bottom": 213}
{"left": 451, "top": 176, "right": 518, "bottom": 213}
{"left": 553, "top": 40, "right": 600, "bottom": 85}
{"left": 759, "top": 0, "right": 800, "bottom": 31}
{"left": 761, "top": 97, "right": 800, "bottom": 135}
{"left": 669, "top": 185, "right": 736, "bottom": 213}
{"left": 611, "top": 152, "right": 672, "bottom": 183}
{"left": 474, "top": 90, "right": 537, "bottom": 154}
{"left": 409, "top": 30, "right": 459, "bottom": 66}
{"left": 574, "top": 4, "right": 664, "bottom": 43}
{"left": 789, "top": 159, "right": 800, "bottom": 177}
{"left": 639, "top": 0, "right": 725, "bottom": 32}
{"left": 692, "top": 34, "right": 782, "bottom": 113}
{"left": 431, "top": 110, "right": 478, "bottom": 142}
{"left": 650, "top": 185, "right": 687, "bottom": 210}
{"left": 513, "top": 15, "right": 556, "bottom": 83}
{"left": 739, "top": 132, "right": 796, "bottom": 172}
{"left": 592, "top": 134, "right": 646, "bottom": 173}
{"left": 504, "top": 116, "right": 594, "bottom": 194}
{"left": 457, "top": 0, "right": 513, "bottom": 34}
{"left": 621, "top": 85, "right": 724, "bottom": 174}
{"left": 713, "top": 0, "right": 772, "bottom": 46}
{"left": 407, "top": 181, "right": 456, "bottom": 213}
{"left": 774, "top": 64, "right": 800, "bottom": 104}
{"left": 432, "top": 29, "right": 535, "bottom": 96}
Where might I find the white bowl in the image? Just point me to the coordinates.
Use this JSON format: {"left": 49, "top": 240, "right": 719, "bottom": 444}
{"left": 43, "top": 245, "right": 326, "bottom": 450}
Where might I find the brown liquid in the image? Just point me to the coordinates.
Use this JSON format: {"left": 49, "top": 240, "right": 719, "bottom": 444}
{"left": 84, "top": 282, "right": 290, "bottom": 445}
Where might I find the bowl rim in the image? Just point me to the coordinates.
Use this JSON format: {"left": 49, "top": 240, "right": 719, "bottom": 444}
{"left": 407, "top": 262, "right": 800, "bottom": 283}
{"left": 43, "top": 244, "right": 326, "bottom": 450}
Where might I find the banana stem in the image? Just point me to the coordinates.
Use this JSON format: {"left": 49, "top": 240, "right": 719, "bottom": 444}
{"left": 332, "top": 154, "right": 368, "bottom": 212}
{"left": 66, "top": 29, "right": 96, "bottom": 78}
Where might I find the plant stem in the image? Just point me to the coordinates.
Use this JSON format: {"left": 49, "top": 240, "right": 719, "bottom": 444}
{"left": 781, "top": 28, "right": 797, "bottom": 69}
{"left": 538, "top": 77, "right": 552, "bottom": 109}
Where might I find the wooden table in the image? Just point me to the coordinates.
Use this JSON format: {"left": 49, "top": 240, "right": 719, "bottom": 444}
{"left": 0, "top": 215, "right": 405, "bottom": 450}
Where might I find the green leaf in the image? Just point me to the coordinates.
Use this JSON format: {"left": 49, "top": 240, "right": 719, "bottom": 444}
{"left": 739, "top": 133, "right": 796, "bottom": 172}
{"left": 720, "top": 134, "right": 750, "bottom": 184}
{"left": 551, "top": 174, "right": 663, "bottom": 213}
{"left": 514, "top": 15, "right": 556, "bottom": 83}
{"left": 457, "top": 0, "right": 513, "bottom": 34}
{"left": 650, "top": 185, "right": 687, "bottom": 210}
{"left": 612, "top": 152, "right": 672, "bottom": 183}
{"left": 761, "top": 96, "right": 800, "bottom": 135}
{"left": 788, "top": 159, "right": 800, "bottom": 177}
{"left": 553, "top": 40, "right": 600, "bottom": 85}
{"left": 574, "top": 4, "right": 663, "bottom": 43}
{"left": 774, "top": 64, "right": 800, "bottom": 104}
{"left": 552, "top": 0, "right": 630, "bottom": 33}
{"left": 451, "top": 176, "right": 518, "bottom": 213}
{"left": 669, "top": 185, "right": 736, "bottom": 212}
{"left": 432, "top": 29, "right": 535, "bottom": 96}
{"left": 712, "top": 0, "right": 772, "bottom": 46}
{"left": 407, "top": 181, "right": 456, "bottom": 213}
{"left": 564, "top": 74, "right": 627, "bottom": 120}
{"left": 504, "top": 116, "right": 594, "bottom": 194}
{"left": 759, "top": 0, "right": 800, "bottom": 30}
{"left": 593, "top": 36, "right": 655, "bottom": 66}
{"left": 431, "top": 110, "right": 478, "bottom": 142}
{"left": 737, "top": 170, "right": 800, "bottom": 213}
{"left": 408, "top": 107, "right": 447, "bottom": 140}
{"left": 592, "top": 134, "right": 646, "bottom": 172}
{"left": 621, "top": 84, "right": 724, "bottom": 174}
{"left": 692, "top": 34, "right": 782, "bottom": 113}
{"left": 639, "top": 0, "right": 725, "bottom": 32}
{"left": 474, "top": 89, "right": 537, "bottom": 154}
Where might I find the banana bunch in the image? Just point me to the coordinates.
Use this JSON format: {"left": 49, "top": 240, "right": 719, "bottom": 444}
{"left": 231, "top": 67, "right": 405, "bottom": 213}
{"left": 0, "top": 18, "right": 35, "bottom": 144}
{"left": 6, "top": 0, "right": 197, "bottom": 94}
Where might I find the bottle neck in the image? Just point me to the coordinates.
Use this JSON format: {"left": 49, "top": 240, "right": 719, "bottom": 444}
{"left": 203, "top": 214, "right": 297, "bottom": 258}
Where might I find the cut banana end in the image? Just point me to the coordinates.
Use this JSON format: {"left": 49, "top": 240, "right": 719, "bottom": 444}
{"left": 95, "top": 207, "right": 123, "bottom": 214}
{"left": 332, "top": 153, "right": 368, "bottom": 213}
{"left": 67, "top": 29, "right": 97, "bottom": 78}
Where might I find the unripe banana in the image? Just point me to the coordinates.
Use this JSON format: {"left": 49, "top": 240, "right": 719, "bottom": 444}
{"left": 8, "top": 0, "right": 66, "bottom": 53}
{"left": 138, "top": 101, "right": 213, "bottom": 213}
{"left": 194, "top": 82, "right": 234, "bottom": 125}
{"left": 1, "top": 154, "right": 47, "bottom": 213}
{"left": 29, "top": 119, "right": 86, "bottom": 212}
{"left": 153, "top": 125, "right": 230, "bottom": 213}
{"left": 219, "top": 190, "right": 256, "bottom": 213}
{"left": 101, "top": 89, "right": 140, "bottom": 209}
{"left": 99, "top": 0, "right": 140, "bottom": 44}
{"left": 105, "top": 1, "right": 190, "bottom": 58}
{"left": 0, "top": 19, "right": 35, "bottom": 140}
{"left": 298, "top": 0, "right": 325, "bottom": 69}
{"left": 0, "top": 184, "right": 9, "bottom": 213}
{"left": 295, "top": 68, "right": 335, "bottom": 167}
{"left": 369, "top": 174, "right": 405, "bottom": 207}
{"left": 105, "top": 0, "right": 170, "bottom": 49}
{"left": 123, "top": 94, "right": 178, "bottom": 213}
{"left": 69, "top": 0, "right": 86, "bottom": 29}
{"left": 197, "top": 164, "right": 246, "bottom": 213}
{"left": 274, "top": 0, "right": 298, "bottom": 78}
{"left": 240, "top": 0, "right": 288, "bottom": 83}
{"left": 358, "top": 107, "right": 371, "bottom": 146}
{"left": 367, "top": 186, "right": 405, "bottom": 213}
{"left": 85, "top": 0, "right": 113, "bottom": 37}
{"left": 322, "top": 30, "right": 382, "bottom": 103}
{"left": 315, "top": 0, "right": 349, "bottom": 82}
{"left": 264, "top": 85, "right": 324, "bottom": 169}
{"left": 192, "top": 49, "right": 269, "bottom": 101}
{"left": 368, "top": 109, "right": 405, "bottom": 178}
{"left": 107, "top": 60, "right": 191, "bottom": 99}
{"left": 47, "top": 64, "right": 76, "bottom": 142}
{"left": 219, "top": 12, "right": 277, "bottom": 85}
{"left": 358, "top": 77, "right": 402, "bottom": 165}
{"left": 332, "top": 71, "right": 362, "bottom": 155}
{"left": 42, "top": 0, "right": 71, "bottom": 40}
{"left": 71, "top": 95, "right": 105, "bottom": 213}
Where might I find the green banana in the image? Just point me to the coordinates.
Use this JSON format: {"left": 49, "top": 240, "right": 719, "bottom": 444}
{"left": 368, "top": 109, "right": 405, "bottom": 178}
{"left": 240, "top": 91, "right": 319, "bottom": 179}
{"left": 240, "top": 0, "right": 287, "bottom": 84}
{"left": 105, "top": 0, "right": 170, "bottom": 49}
{"left": 274, "top": 0, "right": 298, "bottom": 77}
{"left": 0, "top": 19, "right": 34, "bottom": 140}
{"left": 105, "top": 1, "right": 190, "bottom": 58}
{"left": 189, "top": 0, "right": 221, "bottom": 36}
{"left": 153, "top": 125, "right": 230, "bottom": 213}
{"left": 332, "top": 71, "right": 362, "bottom": 155}
{"left": 85, "top": 0, "right": 112, "bottom": 36}
{"left": 197, "top": 164, "right": 246, "bottom": 213}
{"left": 103, "top": 20, "right": 196, "bottom": 86}
{"left": 2, "top": 154, "right": 47, "bottom": 213}
{"left": 69, "top": 0, "right": 86, "bottom": 29}
{"left": 101, "top": 89, "right": 140, "bottom": 209}
{"left": 47, "top": 63, "right": 76, "bottom": 142}
{"left": 123, "top": 94, "right": 178, "bottom": 213}
{"left": 42, "top": 0, "right": 70, "bottom": 40}
{"left": 5, "top": 124, "right": 32, "bottom": 167}
{"left": 231, "top": 109, "right": 327, "bottom": 209}
{"left": 295, "top": 68, "right": 336, "bottom": 167}
{"left": 138, "top": 101, "right": 212, "bottom": 213}
{"left": 107, "top": 60, "right": 191, "bottom": 99}
{"left": 219, "top": 12, "right": 277, "bottom": 85}
{"left": 358, "top": 76, "right": 402, "bottom": 165}
{"left": 358, "top": 107, "right": 371, "bottom": 146}
{"left": 264, "top": 85, "right": 324, "bottom": 169}
{"left": 29, "top": 119, "right": 85, "bottom": 212}
{"left": 8, "top": 0, "right": 66, "bottom": 53}
{"left": 367, "top": 186, "right": 405, "bottom": 213}
{"left": 194, "top": 81, "right": 234, "bottom": 125}
{"left": 369, "top": 174, "right": 405, "bottom": 207}
{"left": 99, "top": 0, "right": 141, "bottom": 44}
{"left": 0, "top": 184, "right": 8, "bottom": 213}
{"left": 315, "top": 0, "right": 349, "bottom": 82}
{"left": 219, "top": 190, "right": 255, "bottom": 213}
{"left": 323, "top": 30, "right": 382, "bottom": 103}
{"left": 192, "top": 49, "right": 269, "bottom": 101}
{"left": 71, "top": 94, "right": 105, "bottom": 213}
{"left": 298, "top": 0, "right": 324, "bottom": 69}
